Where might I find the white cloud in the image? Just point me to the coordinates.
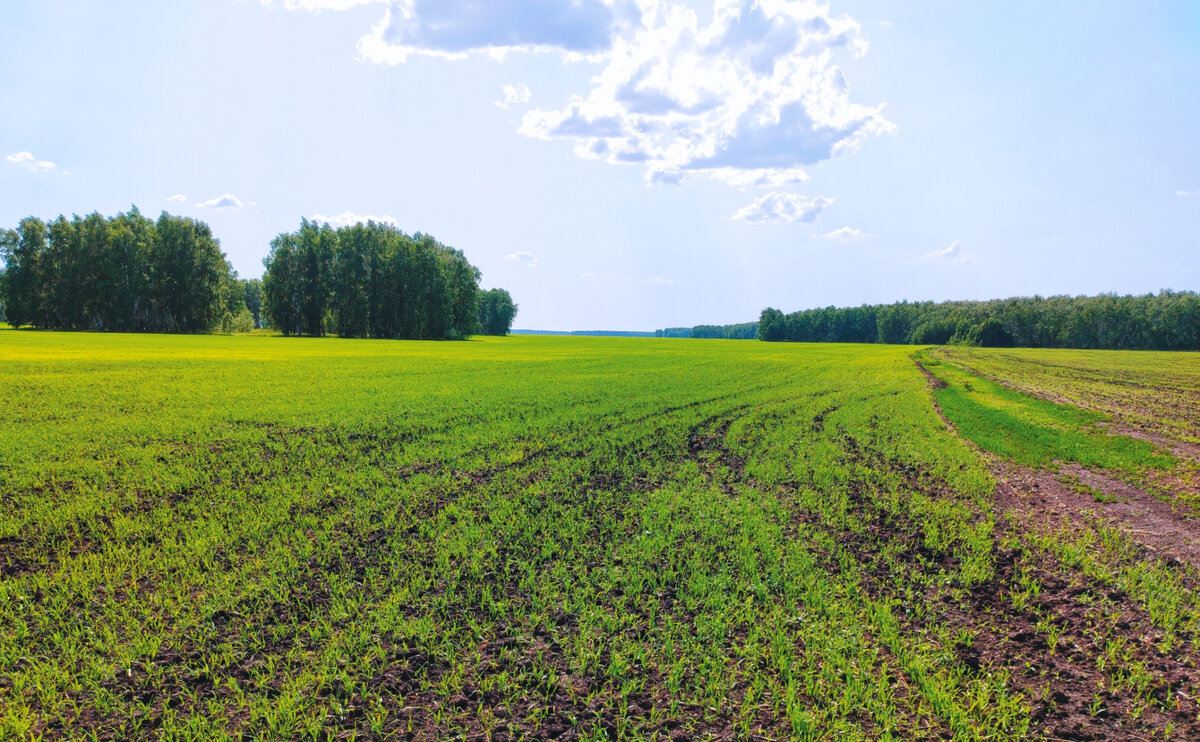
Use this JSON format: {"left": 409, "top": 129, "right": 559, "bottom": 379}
{"left": 496, "top": 83, "right": 532, "bottom": 110}
{"left": 879, "top": 20, "right": 893, "bottom": 27}
{"left": 925, "top": 240, "right": 971, "bottom": 263}
{"left": 279, "top": 1, "right": 893, "bottom": 187}
{"left": 195, "top": 193, "right": 247, "bottom": 210}
{"left": 648, "top": 275, "right": 675, "bottom": 284}
{"left": 165, "top": 194, "right": 187, "bottom": 203}
{"left": 506, "top": 250, "right": 539, "bottom": 267}
{"left": 732, "top": 193, "right": 832, "bottom": 223}
{"left": 518, "top": 1, "right": 893, "bottom": 186}
{"left": 1178, "top": 190, "right": 1198, "bottom": 197}
{"left": 699, "top": 167, "right": 810, "bottom": 187}
{"left": 312, "top": 210, "right": 400, "bottom": 227}
{"left": 356, "top": 0, "right": 635, "bottom": 64}
{"left": 6, "top": 151, "right": 56, "bottom": 172}
{"left": 814, "top": 226, "right": 868, "bottom": 242}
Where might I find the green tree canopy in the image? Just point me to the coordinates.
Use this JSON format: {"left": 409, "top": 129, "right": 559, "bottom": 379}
{"left": 263, "top": 219, "right": 496, "bottom": 340}
{"left": 477, "top": 288, "right": 518, "bottom": 336}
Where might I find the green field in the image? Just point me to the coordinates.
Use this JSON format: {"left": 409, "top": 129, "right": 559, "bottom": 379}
{"left": 2, "top": 331, "right": 1200, "bottom": 740}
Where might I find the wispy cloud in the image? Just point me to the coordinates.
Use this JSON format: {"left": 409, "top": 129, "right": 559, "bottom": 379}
{"left": 6, "top": 151, "right": 57, "bottom": 172}
{"left": 814, "top": 227, "right": 869, "bottom": 243}
{"left": 254, "top": 0, "right": 384, "bottom": 11}
{"left": 495, "top": 83, "right": 531, "bottom": 110}
{"left": 164, "top": 194, "right": 187, "bottom": 204}
{"left": 648, "top": 275, "right": 675, "bottom": 285}
{"left": 1178, "top": 190, "right": 1199, "bottom": 197}
{"left": 195, "top": 193, "right": 248, "bottom": 210}
{"left": 732, "top": 193, "right": 832, "bottom": 223}
{"left": 925, "top": 241, "right": 972, "bottom": 263}
{"left": 312, "top": 210, "right": 399, "bottom": 227}
{"left": 506, "top": 250, "right": 538, "bottom": 267}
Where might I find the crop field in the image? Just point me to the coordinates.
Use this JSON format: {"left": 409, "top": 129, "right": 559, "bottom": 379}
{"left": 2, "top": 332, "right": 1200, "bottom": 741}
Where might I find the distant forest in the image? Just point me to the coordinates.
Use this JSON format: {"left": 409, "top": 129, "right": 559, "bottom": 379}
{"left": 658, "top": 323, "right": 758, "bottom": 339}
{"left": 759, "top": 292, "right": 1200, "bottom": 350}
{"left": 508, "top": 324, "right": 757, "bottom": 338}
{"left": 0, "top": 209, "right": 516, "bottom": 338}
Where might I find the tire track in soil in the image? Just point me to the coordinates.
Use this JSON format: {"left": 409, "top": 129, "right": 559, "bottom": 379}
{"left": 917, "top": 357, "right": 1200, "bottom": 568}
{"left": 839, "top": 433, "right": 1200, "bottom": 740}
{"left": 354, "top": 406, "right": 785, "bottom": 742}
{"left": 24, "top": 393, "right": 775, "bottom": 740}
{"left": 308, "top": 404, "right": 785, "bottom": 742}
{"left": 996, "top": 463, "right": 1200, "bottom": 570}
{"left": 910, "top": 357, "right": 1200, "bottom": 740}
{"left": 681, "top": 405, "right": 958, "bottom": 741}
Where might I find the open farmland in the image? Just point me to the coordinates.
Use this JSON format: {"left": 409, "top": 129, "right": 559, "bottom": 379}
{"left": 3, "top": 332, "right": 1200, "bottom": 740}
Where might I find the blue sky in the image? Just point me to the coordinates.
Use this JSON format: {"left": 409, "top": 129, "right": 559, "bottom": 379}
{"left": 2, "top": 1, "right": 1197, "bottom": 331}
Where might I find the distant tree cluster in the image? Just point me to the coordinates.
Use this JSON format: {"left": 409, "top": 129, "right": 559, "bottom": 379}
{"left": 0, "top": 207, "right": 253, "bottom": 333}
{"left": 655, "top": 323, "right": 758, "bottom": 339}
{"left": 692, "top": 322, "right": 758, "bottom": 339}
{"left": 657, "top": 327, "right": 692, "bottom": 338}
{"left": 262, "top": 219, "right": 510, "bottom": 339}
{"left": 477, "top": 288, "right": 518, "bottom": 336}
{"left": 759, "top": 292, "right": 1200, "bottom": 350}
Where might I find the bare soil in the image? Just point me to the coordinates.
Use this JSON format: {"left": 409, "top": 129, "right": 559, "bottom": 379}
{"left": 996, "top": 462, "right": 1200, "bottom": 570}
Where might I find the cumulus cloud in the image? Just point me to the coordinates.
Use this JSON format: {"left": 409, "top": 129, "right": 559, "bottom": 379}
{"left": 814, "top": 226, "right": 868, "bottom": 242}
{"left": 496, "top": 83, "right": 532, "bottom": 109}
{"left": 925, "top": 241, "right": 971, "bottom": 263}
{"left": 518, "top": 2, "right": 893, "bottom": 185}
{"left": 732, "top": 193, "right": 832, "bottom": 223}
{"left": 312, "top": 210, "right": 400, "bottom": 227}
{"left": 276, "top": 1, "right": 892, "bottom": 187}
{"left": 6, "top": 151, "right": 57, "bottom": 172}
{"left": 195, "top": 193, "right": 247, "bottom": 210}
{"left": 506, "top": 250, "right": 538, "bottom": 267}
{"left": 165, "top": 194, "right": 187, "bottom": 203}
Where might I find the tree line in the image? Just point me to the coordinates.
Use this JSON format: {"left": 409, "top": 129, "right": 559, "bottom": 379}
{"left": 0, "top": 208, "right": 516, "bottom": 337}
{"left": 758, "top": 291, "right": 1200, "bottom": 350}
{"left": 657, "top": 322, "right": 758, "bottom": 339}
{"left": 0, "top": 207, "right": 260, "bottom": 333}
{"left": 261, "top": 219, "right": 513, "bottom": 339}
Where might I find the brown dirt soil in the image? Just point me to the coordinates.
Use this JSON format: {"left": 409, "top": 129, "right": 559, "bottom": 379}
{"left": 940, "top": 537, "right": 1200, "bottom": 741}
{"left": 913, "top": 359, "right": 948, "bottom": 391}
{"left": 1100, "top": 421, "right": 1200, "bottom": 463}
{"left": 995, "top": 462, "right": 1200, "bottom": 570}
{"left": 0, "top": 536, "right": 36, "bottom": 580}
